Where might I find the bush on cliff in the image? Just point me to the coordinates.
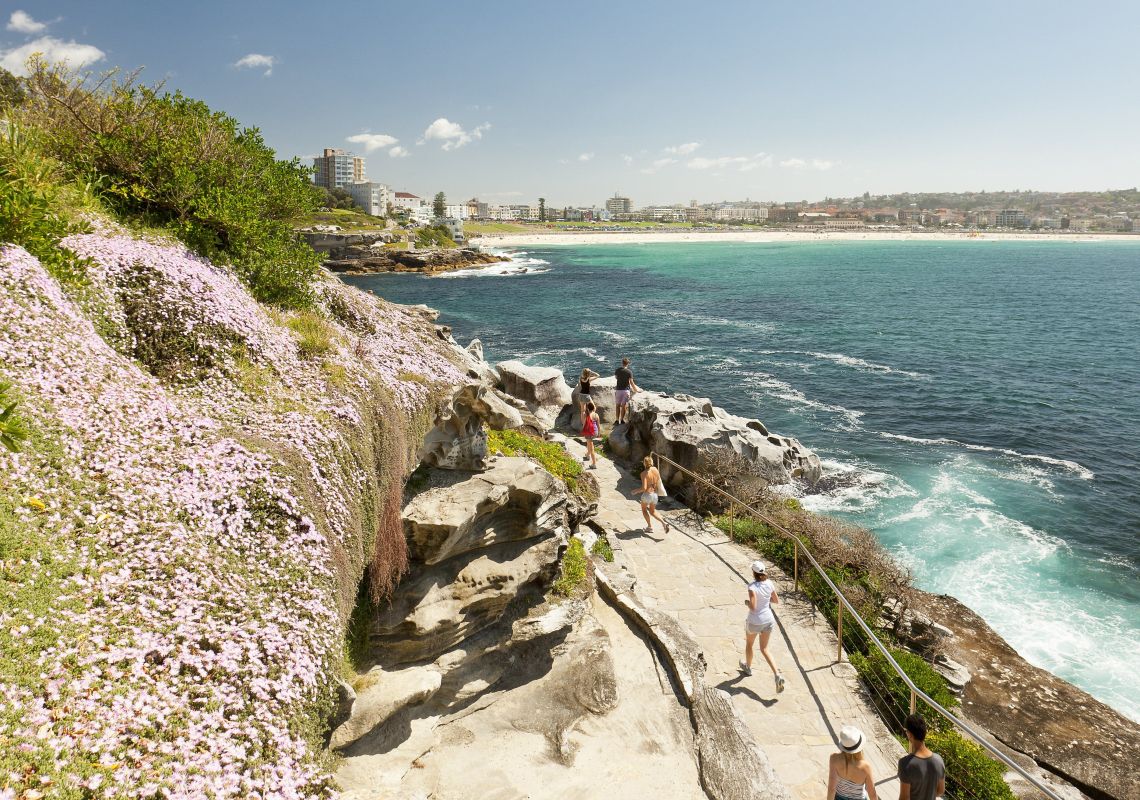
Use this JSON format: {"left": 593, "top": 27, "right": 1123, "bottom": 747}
{"left": 13, "top": 60, "right": 322, "bottom": 308}
{"left": 487, "top": 428, "right": 586, "bottom": 496}
{"left": 414, "top": 224, "right": 457, "bottom": 249}
{"left": 925, "top": 729, "right": 1016, "bottom": 800}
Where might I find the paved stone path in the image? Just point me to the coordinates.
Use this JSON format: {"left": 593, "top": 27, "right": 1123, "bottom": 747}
{"left": 564, "top": 435, "right": 906, "bottom": 800}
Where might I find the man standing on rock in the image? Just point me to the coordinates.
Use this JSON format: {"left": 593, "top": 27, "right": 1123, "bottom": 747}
{"left": 898, "top": 714, "right": 945, "bottom": 800}
{"left": 614, "top": 357, "right": 638, "bottom": 425}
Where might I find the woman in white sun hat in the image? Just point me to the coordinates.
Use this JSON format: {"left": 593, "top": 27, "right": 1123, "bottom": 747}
{"left": 827, "top": 725, "right": 878, "bottom": 800}
{"left": 739, "top": 560, "right": 784, "bottom": 692}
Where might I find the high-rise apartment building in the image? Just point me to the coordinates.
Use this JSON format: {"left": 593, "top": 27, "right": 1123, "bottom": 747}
{"left": 605, "top": 194, "right": 632, "bottom": 214}
{"left": 313, "top": 148, "right": 366, "bottom": 190}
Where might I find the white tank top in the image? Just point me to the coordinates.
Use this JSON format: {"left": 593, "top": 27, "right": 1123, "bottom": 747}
{"left": 746, "top": 579, "right": 775, "bottom": 626}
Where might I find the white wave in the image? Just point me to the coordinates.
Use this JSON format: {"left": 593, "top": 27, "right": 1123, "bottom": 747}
{"left": 879, "top": 432, "right": 1095, "bottom": 480}
{"left": 434, "top": 261, "right": 551, "bottom": 279}
{"left": 752, "top": 349, "right": 928, "bottom": 379}
{"left": 643, "top": 344, "right": 706, "bottom": 356}
{"left": 595, "top": 329, "right": 632, "bottom": 344}
{"left": 744, "top": 374, "right": 865, "bottom": 431}
{"left": 787, "top": 458, "right": 917, "bottom": 514}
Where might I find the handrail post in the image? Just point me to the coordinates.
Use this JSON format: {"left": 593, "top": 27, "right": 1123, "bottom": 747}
{"left": 729, "top": 503, "right": 735, "bottom": 540}
{"left": 910, "top": 690, "right": 917, "bottom": 715}
{"left": 836, "top": 602, "right": 844, "bottom": 663}
{"left": 793, "top": 542, "right": 799, "bottom": 593}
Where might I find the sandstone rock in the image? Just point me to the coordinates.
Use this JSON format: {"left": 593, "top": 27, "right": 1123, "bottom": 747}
{"left": 418, "top": 383, "right": 523, "bottom": 471}
{"left": 607, "top": 392, "right": 822, "bottom": 491}
{"left": 330, "top": 666, "right": 443, "bottom": 751}
{"left": 405, "top": 458, "right": 568, "bottom": 565}
{"left": 369, "top": 458, "right": 569, "bottom": 665}
{"left": 921, "top": 593, "right": 1140, "bottom": 800}
{"left": 692, "top": 686, "right": 792, "bottom": 800}
{"left": 450, "top": 337, "right": 498, "bottom": 385}
{"left": 496, "top": 360, "right": 573, "bottom": 429}
{"left": 558, "top": 375, "right": 618, "bottom": 430}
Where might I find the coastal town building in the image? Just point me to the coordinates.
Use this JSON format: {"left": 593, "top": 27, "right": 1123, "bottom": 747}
{"left": 606, "top": 194, "right": 633, "bottom": 214}
{"left": 994, "top": 209, "right": 1030, "bottom": 228}
{"left": 767, "top": 206, "right": 800, "bottom": 223}
{"left": 438, "top": 217, "right": 465, "bottom": 242}
{"left": 346, "top": 181, "right": 392, "bottom": 217}
{"left": 444, "top": 204, "right": 468, "bottom": 221}
{"left": 714, "top": 206, "right": 768, "bottom": 221}
{"left": 312, "top": 148, "right": 366, "bottom": 190}
{"left": 392, "top": 192, "right": 427, "bottom": 211}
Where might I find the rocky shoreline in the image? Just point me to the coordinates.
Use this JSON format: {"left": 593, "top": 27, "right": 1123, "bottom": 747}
{"left": 357, "top": 337, "right": 1136, "bottom": 800}
{"left": 325, "top": 247, "right": 509, "bottom": 276}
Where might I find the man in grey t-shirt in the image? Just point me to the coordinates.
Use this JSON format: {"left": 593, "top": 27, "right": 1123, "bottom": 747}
{"left": 898, "top": 714, "right": 946, "bottom": 800}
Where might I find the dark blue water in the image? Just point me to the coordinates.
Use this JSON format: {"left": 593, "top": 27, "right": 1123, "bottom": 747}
{"left": 345, "top": 240, "right": 1140, "bottom": 721}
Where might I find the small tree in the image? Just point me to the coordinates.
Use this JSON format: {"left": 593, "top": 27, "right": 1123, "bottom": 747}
{"left": 0, "top": 67, "right": 26, "bottom": 108}
{"left": 433, "top": 191, "right": 446, "bottom": 219}
{"left": 539, "top": 197, "right": 546, "bottom": 222}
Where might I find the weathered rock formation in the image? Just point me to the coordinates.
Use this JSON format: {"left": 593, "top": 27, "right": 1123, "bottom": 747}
{"left": 365, "top": 458, "right": 571, "bottom": 666}
{"left": 326, "top": 247, "right": 507, "bottom": 275}
{"left": 496, "top": 359, "right": 574, "bottom": 429}
{"left": 419, "top": 382, "right": 522, "bottom": 470}
{"left": 559, "top": 374, "right": 619, "bottom": 430}
{"left": 607, "top": 392, "right": 823, "bottom": 492}
{"left": 921, "top": 593, "right": 1139, "bottom": 800}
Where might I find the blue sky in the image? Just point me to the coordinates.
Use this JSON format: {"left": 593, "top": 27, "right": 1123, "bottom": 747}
{"left": 4, "top": 0, "right": 1139, "bottom": 206}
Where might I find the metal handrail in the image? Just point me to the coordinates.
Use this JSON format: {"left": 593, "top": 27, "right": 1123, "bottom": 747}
{"left": 651, "top": 451, "right": 1064, "bottom": 800}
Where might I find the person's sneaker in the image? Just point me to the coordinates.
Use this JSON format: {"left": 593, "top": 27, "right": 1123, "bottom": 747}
{"left": 739, "top": 661, "right": 752, "bottom": 677}
{"left": 775, "top": 673, "right": 786, "bottom": 693}
{"left": 582, "top": 455, "right": 590, "bottom": 461}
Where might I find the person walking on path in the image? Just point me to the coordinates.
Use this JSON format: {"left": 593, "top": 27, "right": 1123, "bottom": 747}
{"left": 577, "top": 368, "right": 600, "bottom": 424}
{"left": 613, "top": 358, "right": 639, "bottom": 425}
{"left": 630, "top": 455, "right": 670, "bottom": 534}
{"left": 898, "top": 714, "right": 945, "bottom": 800}
{"left": 581, "top": 402, "right": 601, "bottom": 470}
{"left": 827, "top": 726, "right": 878, "bottom": 800}
{"left": 740, "top": 560, "right": 785, "bottom": 692}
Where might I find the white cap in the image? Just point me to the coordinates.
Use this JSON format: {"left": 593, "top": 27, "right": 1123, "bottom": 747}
{"left": 750, "top": 560, "right": 767, "bottom": 574}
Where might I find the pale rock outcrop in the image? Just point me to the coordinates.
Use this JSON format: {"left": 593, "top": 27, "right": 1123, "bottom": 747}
{"left": 367, "top": 458, "right": 569, "bottom": 665}
{"left": 418, "top": 382, "right": 523, "bottom": 471}
{"left": 496, "top": 360, "right": 573, "bottom": 428}
{"left": 559, "top": 375, "right": 618, "bottom": 430}
{"left": 607, "top": 392, "right": 822, "bottom": 490}
{"left": 330, "top": 666, "right": 443, "bottom": 750}
{"left": 454, "top": 337, "right": 499, "bottom": 385}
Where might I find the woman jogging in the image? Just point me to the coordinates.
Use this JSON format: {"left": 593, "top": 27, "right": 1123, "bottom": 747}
{"left": 741, "top": 560, "right": 785, "bottom": 692}
{"left": 630, "top": 455, "right": 670, "bottom": 534}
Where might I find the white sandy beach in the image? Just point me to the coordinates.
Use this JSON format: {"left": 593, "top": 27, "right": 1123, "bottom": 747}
{"left": 471, "top": 229, "right": 1139, "bottom": 247}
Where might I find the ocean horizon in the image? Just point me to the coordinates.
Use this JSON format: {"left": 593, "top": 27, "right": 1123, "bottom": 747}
{"left": 346, "top": 238, "right": 1140, "bottom": 723}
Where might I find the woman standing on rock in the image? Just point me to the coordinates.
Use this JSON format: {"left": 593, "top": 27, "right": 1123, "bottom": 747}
{"left": 741, "top": 560, "right": 785, "bottom": 692}
{"left": 577, "top": 367, "right": 600, "bottom": 424}
{"left": 582, "top": 401, "right": 601, "bottom": 470}
{"left": 827, "top": 726, "right": 878, "bottom": 800}
{"left": 631, "top": 456, "right": 671, "bottom": 534}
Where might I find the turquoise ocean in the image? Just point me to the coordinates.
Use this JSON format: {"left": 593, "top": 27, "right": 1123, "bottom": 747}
{"left": 345, "top": 239, "right": 1140, "bottom": 722}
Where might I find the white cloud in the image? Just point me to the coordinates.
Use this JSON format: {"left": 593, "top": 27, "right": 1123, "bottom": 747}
{"left": 420, "top": 118, "right": 490, "bottom": 150}
{"left": 578, "top": 152, "right": 594, "bottom": 162}
{"left": 7, "top": 10, "right": 47, "bottom": 33}
{"left": 234, "top": 53, "right": 276, "bottom": 76}
{"left": 779, "top": 157, "right": 837, "bottom": 170}
{"left": 0, "top": 36, "right": 104, "bottom": 76}
{"left": 641, "top": 157, "right": 678, "bottom": 175}
{"left": 621, "top": 154, "right": 634, "bottom": 165}
{"left": 687, "top": 153, "right": 771, "bottom": 172}
{"left": 664, "top": 141, "right": 701, "bottom": 156}
{"left": 389, "top": 146, "right": 409, "bottom": 158}
{"left": 346, "top": 133, "right": 398, "bottom": 152}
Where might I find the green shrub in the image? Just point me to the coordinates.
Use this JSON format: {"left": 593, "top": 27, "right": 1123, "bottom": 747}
{"left": 487, "top": 428, "right": 584, "bottom": 494}
{"left": 0, "top": 122, "right": 89, "bottom": 286}
{"left": 0, "top": 381, "right": 31, "bottom": 452}
{"left": 553, "top": 538, "right": 588, "bottom": 596}
{"left": 18, "top": 62, "right": 322, "bottom": 308}
{"left": 926, "top": 730, "right": 1015, "bottom": 800}
{"left": 286, "top": 312, "right": 335, "bottom": 358}
{"left": 591, "top": 535, "right": 614, "bottom": 563}
{"left": 414, "top": 224, "right": 456, "bottom": 249}
{"left": 849, "top": 646, "right": 958, "bottom": 733}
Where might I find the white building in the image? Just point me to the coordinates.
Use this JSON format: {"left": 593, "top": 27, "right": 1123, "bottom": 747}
{"left": 488, "top": 205, "right": 520, "bottom": 221}
{"left": 409, "top": 205, "right": 433, "bottom": 225}
{"left": 392, "top": 192, "right": 427, "bottom": 211}
{"left": 439, "top": 217, "right": 465, "bottom": 242}
{"left": 714, "top": 206, "right": 768, "bottom": 221}
{"left": 347, "top": 182, "right": 392, "bottom": 217}
{"left": 444, "top": 204, "right": 469, "bottom": 220}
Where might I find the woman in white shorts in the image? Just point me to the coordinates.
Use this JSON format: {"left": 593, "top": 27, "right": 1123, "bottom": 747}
{"left": 741, "top": 560, "right": 785, "bottom": 692}
{"left": 631, "top": 455, "right": 671, "bottom": 534}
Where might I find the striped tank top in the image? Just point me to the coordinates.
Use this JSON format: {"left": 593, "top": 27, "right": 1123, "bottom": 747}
{"left": 835, "top": 773, "right": 865, "bottom": 800}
